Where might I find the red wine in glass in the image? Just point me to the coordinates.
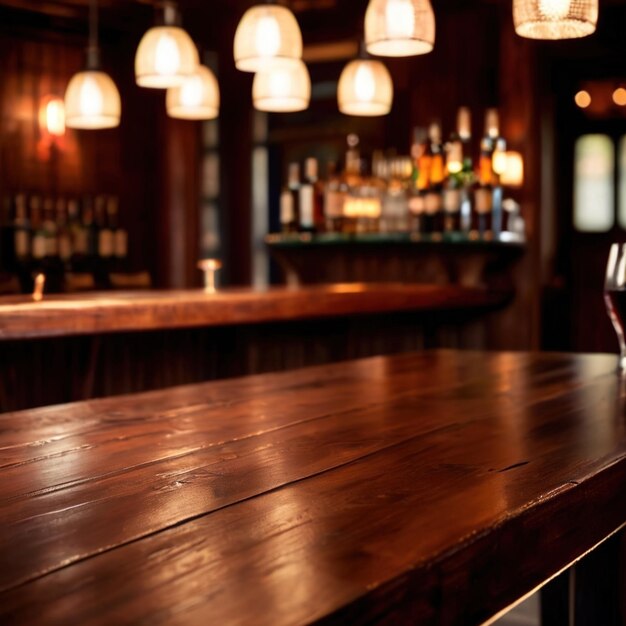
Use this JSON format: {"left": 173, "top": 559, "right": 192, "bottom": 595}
{"left": 605, "top": 244, "right": 626, "bottom": 370}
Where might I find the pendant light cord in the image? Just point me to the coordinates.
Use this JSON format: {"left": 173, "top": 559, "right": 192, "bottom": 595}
{"left": 86, "top": 0, "right": 100, "bottom": 69}
{"left": 89, "top": 0, "right": 98, "bottom": 50}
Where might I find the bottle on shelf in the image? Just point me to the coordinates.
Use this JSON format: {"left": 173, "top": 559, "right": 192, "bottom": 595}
{"left": 302, "top": 157, "right": 325, "bottom": 233}
{"left": 13, "top": 193, "right": 31, "bottom": 266}
{"left": 379, "top": 154, "right": 409, "bottom": 234}
{"left": 96, "top": 195, "right": 114, "bottom": 260}
{"left": 68, "top": 198, "right": 88, "bottom": 270}
{"left": 279, "top": 185, "right": 297, "bottom": 234}
{"left": 424, "top": 122, "right": 445, "bottom": 238}
{"left": 109, "top": 196, "right": 128, "bottom": 263}
{"left": 286, "top": 162, "right": 301, "bottom": 232}
{"left": 30, "top": 196, "right": 46, "bottom": 265}
{"left": 408, "top": 127, "right": 429, "bottom": 236}
{"left": 473, "top": 113, "right": 496, "bottom": 240}
{"left": 457, "top": 107, "right": 474, "bottom": 235}
{"left": 82, "top": 196, "right": 99, "bottom": 261}
{"left": 323, "top": 161, "right": 344, "bottom": 233}
{"left": 56, "top": 198, "right": 72, "bottom": 266}
{"left": 42, "top": 197, "right": 59, "bottom": 261}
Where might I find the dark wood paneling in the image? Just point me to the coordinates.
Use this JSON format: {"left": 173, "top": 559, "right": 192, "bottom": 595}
{"left": 0, "top": 351, "right": 625, "bottom": 625}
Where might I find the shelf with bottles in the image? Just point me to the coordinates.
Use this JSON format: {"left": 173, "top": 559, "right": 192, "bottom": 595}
{"left": 272, "top": 108, "right": 527, "bottom": 248}
{"left": 0, "top": 192, "right": 130, "bottom": 293}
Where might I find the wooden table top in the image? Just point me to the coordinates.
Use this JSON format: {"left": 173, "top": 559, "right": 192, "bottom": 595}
{"left": 0, "top": 283, "right": 506, "bottom": 341}
{"left": 1, "top": 350, "right": 625, "bottom": 625}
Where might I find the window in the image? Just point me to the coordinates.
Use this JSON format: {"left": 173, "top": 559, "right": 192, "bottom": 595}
{"left": 574, "top": 134, "right": 614, "bottom": 232}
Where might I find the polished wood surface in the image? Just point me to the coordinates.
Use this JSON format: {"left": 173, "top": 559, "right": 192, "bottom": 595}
{"left": 1, "top": 350, "right": 625, "bottom": 625}
{"left": 0, "top": 283, "right": 506, "bottom": 340}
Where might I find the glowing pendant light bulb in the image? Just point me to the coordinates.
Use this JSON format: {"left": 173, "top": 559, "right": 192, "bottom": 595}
{"left": 135, "top": 2, "right": 199, "bottom": 88}
{"left": 338, "top": 58, "right": 393, "bottom": 117}
{"left": 234, "top": 3, "right": 303, "bottom": 72}
{"left": 166, "top": 65, "right": 220, "bottom": 120}
{"left": 513, "top": 0, "right": 598, "bottom": 39}
{"left": 365, "top": 0, "right": 435, "bottom": 57}
{"left": 252, "top": 59, "right": 310, "bottom": 113}
{"left": 64, "top": 0, "right": 121, "bottom": 129}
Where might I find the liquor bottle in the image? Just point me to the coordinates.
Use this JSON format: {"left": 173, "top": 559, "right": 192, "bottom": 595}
{"left": 279, "top": 186, "right": 297, "bottom": 234}
{"left": 0, "top": 195, "right": 13, "bottom": 271}
{"left": 424, "top": 122, "right": 445, "bottom": 237}
{"left": 30, "top": 196, "right": 46, "bottom": 264}
{"left": 68, "top": 198, "right": 88, "bottom": 269}
{"left": 408, "top": 127, "right": 429, "bottom": 236}
{"left": 82, "top": 196, "right": 98, "bottom": 260}
{"left": 56, "top": 198, "right": 72, "bottom": 266}
{"left": 457, "top": 107, "right": 474, "bottom": 235}
{"left": 13, "top": 194, "right": 31, "bottom": 265}
{"left": 42, "top": 197, "right": 59, "bottom": 260}
{"left": 303, "top": 157, "right": 325, "bottom": 232}
{"left": 323, "top": 161, "right": 344, "bottom": 233}
{"left": 338, "top": 136, "right": 363, "bottom": 234}
{"left": 298, "top": 159, "right": 321, "bottom": 234}
{"left": 473, "top": 130, "right": 495, "bottom": 240}
{"left": 97, "top": 195, "right": 114, "bottom": 260}
{"left": 109, "top": 197, "right": 128, "bottom": 263}
{"left": 287, "top": 163, "right": 301, "bottom": 231}
{"left": 491, "top": 136, "right": 507, "bottom": 238}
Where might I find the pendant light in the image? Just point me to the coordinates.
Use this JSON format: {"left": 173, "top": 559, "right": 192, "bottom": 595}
{"left": 365, "top": 0, "right": 435, "bottom": 57}
{"left": 513, "top": 0, "right": 598, "bottom": 39}
{"left": 166, "top": 65, "right": 220, "bottom": 120}
{"left": 135, "top": 1, "right": 199, "bottom": 88}
{"left": 253, "top": 59, "right": 310, "bottom": 112}
{"left": 234, "top": 3, "right": 303, "bottom": 73}
{"left": 64, "top": 0, "right": 121, "bottom": 129}
{"left": 338, "top": 47, "right": 393, "bottom": 116}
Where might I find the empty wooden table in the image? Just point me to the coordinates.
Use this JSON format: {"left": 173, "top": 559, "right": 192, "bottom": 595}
{"left": 1, "top": 350, "right": 625, "bottom": 625}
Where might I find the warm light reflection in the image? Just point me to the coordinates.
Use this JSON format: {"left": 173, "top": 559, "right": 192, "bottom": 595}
{"left": 343, "top": 197, "right": 382, "bottom": 219}
{"left": 538, "top": 0, "right": 571, "bottom": 19}
{"left": 255, "top": 15, "right": 282, "bottom": 58}
{"left": 385, "top": 0, "right": 415, "bottom": 38}
{"left": 492, "top": 145, "right": 508, "bottom": 176}
{"left": 500, "top": 151, "right": 525, "bottom": 188}
{"left": 575, "top": 90, "right": 591, "bottom": 109}
{"left": 613, "top": 88, "right": 626, "bottom": 106}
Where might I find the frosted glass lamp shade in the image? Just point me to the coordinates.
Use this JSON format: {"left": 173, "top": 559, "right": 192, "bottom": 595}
{"left": 365, "top": 0, "right": 435, "bottom": 57}
{"left": 338, "top": 59, "right": 393, "bottom": 117}
{"left": 234, "top": 5, "right": 303, "bottom": 73}
{"left": 253, "top": 59, "right": 310, "bottom": 112}
{"left": 166, "top": 65, "right": 220, "bottom": 120}
{"left": 135, "top": 26, "right": 199, "bottom": 88}
{"left": 64, "top": 70, "right": 121, "bottom": 129}
{"left": 513, "top": 0, "right": 598, "bottom": 39}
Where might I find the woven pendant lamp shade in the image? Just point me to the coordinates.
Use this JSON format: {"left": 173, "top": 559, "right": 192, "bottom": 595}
{"left": 365, "top": 0, "right": 435, "bottom": 57}
{"left": 513, "top": 0, "right": 598, "bottom": 40}
{"left": 338, "top": 59, "right": 393, "bottom": 117}
{"left": 166, "top": 65, "right": 220, "bottom": 120}
{"left": 234, "top": 5, "right": 303, "bottom": 73}
{"left": 65, "top": 70, "right": 121, "bottom": 129}
{"left": 252, "top": 59, "right": 310, "bottom": 112}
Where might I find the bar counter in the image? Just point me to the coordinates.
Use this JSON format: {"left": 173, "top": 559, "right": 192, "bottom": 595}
{"left": 1, "top": 350, "right": 625, "bottom": 625}
{"left": 0, "top": 284, "right": 510, "bottom": 412}
{"left": 0, "top": 283, "right": 507, "bottom": 341}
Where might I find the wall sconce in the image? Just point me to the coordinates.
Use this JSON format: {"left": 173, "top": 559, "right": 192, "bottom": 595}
{"left": 40, "top": 96, "right": 66, "bottom": 137}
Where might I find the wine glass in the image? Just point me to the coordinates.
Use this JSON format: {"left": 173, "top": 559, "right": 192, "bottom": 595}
{"left": 604, "top": 243, "right": 626, "bottom": 370}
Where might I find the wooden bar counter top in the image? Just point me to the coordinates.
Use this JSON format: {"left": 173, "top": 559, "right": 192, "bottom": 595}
{"left": 1, "top": 350, "right": 625, "bottom": 625}
{"left": 0, "top": 283, "right": 506, "bottom": 341}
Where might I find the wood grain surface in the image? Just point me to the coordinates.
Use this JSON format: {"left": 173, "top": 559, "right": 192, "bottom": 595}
{"left": 0, "top": 284, "right": 507, "bottom": 341}
{"left": 1, "top": 350, "right": 625, "bottom": 625}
